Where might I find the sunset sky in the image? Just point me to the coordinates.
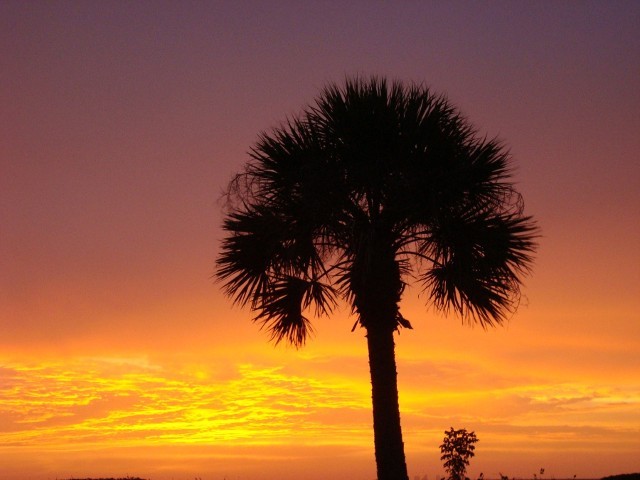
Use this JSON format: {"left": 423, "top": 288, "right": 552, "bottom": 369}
{"left": 1, "top": 2, "right": 639, "bottom": 479}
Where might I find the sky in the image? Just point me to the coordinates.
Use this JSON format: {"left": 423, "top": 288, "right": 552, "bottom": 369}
{"left": 1, "top": 1, "right": 639, "bottom": 479}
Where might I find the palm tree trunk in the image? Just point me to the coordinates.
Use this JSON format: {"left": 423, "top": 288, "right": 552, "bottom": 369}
{"left": 366, "top": 325, "right": 409, "bottom": 480}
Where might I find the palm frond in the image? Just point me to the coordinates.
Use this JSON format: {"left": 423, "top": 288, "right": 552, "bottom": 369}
{"left": 216, "top": 207, "right": 283, "bottom": 307}
{"left": 422, "top": 204, "right": 538, "bottom": 326}
{"left": 254, "top": 275, "right": 337, "bottom": 346}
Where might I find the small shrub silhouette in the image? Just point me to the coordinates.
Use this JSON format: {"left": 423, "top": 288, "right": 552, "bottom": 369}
{"left": 439, "top": 427, "right": 478, "bottom": 480}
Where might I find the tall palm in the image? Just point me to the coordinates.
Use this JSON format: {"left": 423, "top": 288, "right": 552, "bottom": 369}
{"left": 217, "top": 77, "right": 537, "bottom": 480}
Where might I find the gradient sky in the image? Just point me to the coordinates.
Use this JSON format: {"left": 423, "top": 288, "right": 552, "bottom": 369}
{"left": 1, "top": 1, "right": 639, "bottom": 479}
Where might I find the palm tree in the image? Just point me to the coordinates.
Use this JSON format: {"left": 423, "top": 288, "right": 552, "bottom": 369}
{"left": 216, "top": 77, "right": 537, "bottom": 480}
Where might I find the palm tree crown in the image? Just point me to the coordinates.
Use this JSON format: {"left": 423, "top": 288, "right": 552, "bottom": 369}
{"left": 217, "top": 77, "right": 537, "bottom": 345}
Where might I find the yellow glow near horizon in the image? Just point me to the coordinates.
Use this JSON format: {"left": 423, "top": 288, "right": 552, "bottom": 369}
{"left": 0, "top": 356, "right": 373, "bottom": 450}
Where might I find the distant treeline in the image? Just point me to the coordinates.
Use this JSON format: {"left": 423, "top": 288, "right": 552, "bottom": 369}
{"left": 63, "top": 477, "right": 147, "bottom": 480}
{"left": 60, "top": 474, "right": 640, "bottom": 480}
{"left": 602, "top": 475, "right": 640, "bottom": 480}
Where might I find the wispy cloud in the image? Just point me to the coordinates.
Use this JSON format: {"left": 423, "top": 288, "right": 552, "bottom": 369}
{"left": 0, "top": 356, "right": 371, "bottom": 449}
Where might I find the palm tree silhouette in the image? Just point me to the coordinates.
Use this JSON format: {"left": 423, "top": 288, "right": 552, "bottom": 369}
{"left": 217, "top": 77, "right": 537, "bottom": 480}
